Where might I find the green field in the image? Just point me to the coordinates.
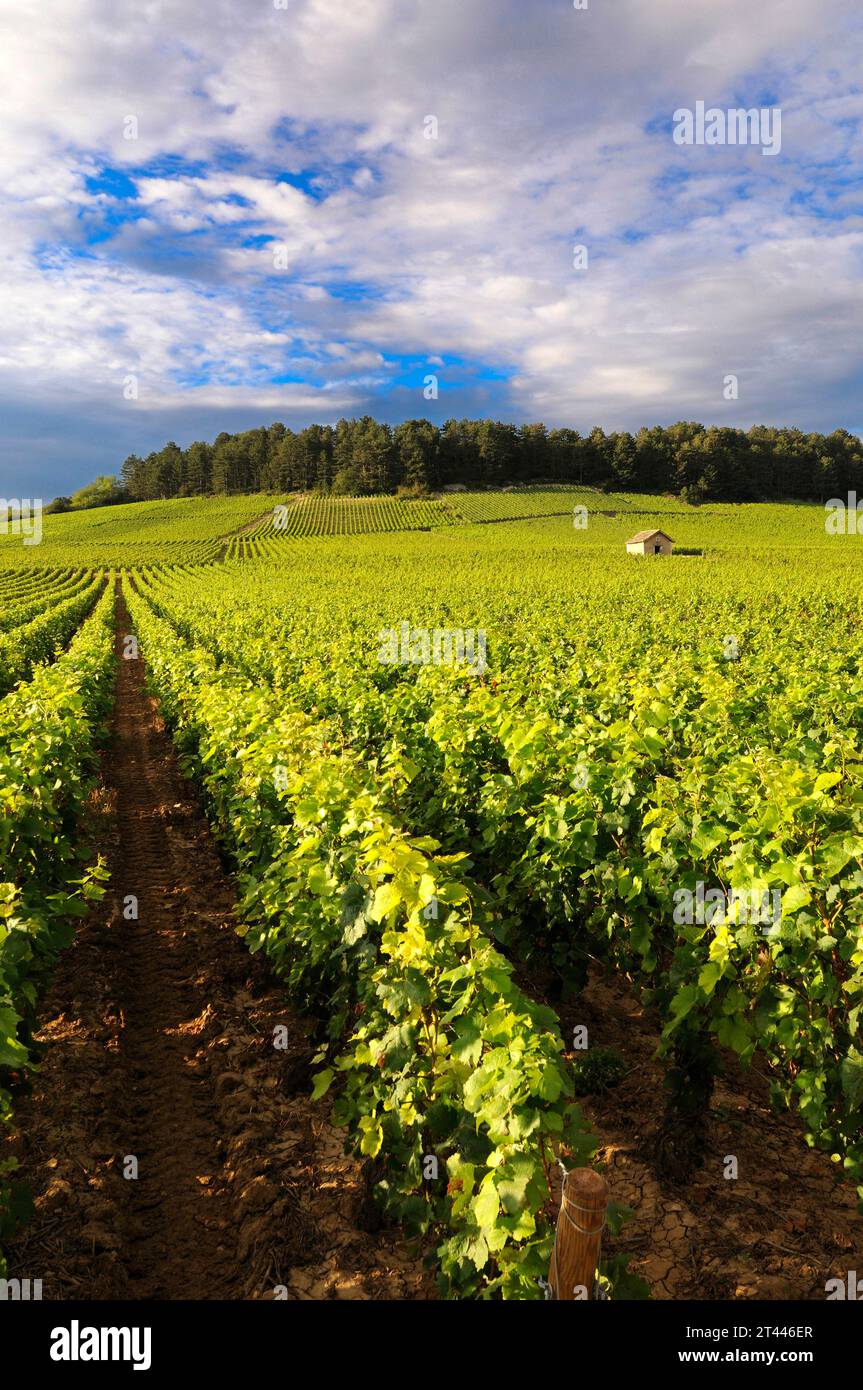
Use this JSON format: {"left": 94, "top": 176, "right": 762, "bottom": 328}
{"left": 0, "top": 494, "right": 283, "bottom": 568}
{"left": 0, "top": 487, "right": 840, "bottom": 566}
{"left": 2, "top": 489, "right": 861, "bottom": 1299}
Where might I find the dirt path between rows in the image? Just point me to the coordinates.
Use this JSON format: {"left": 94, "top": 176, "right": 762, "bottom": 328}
{"left": 5, "top": 589, "right": 431, "bottom": 1300}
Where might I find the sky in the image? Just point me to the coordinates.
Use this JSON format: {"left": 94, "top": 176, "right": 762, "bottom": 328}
{"left": 1, "top": 0, "right": 862, "bottom": 498}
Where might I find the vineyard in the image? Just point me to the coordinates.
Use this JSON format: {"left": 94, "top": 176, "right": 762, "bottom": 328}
{"left": 1, "top": 493, "right": 861, "bottom": 1302}
{"left": 447, "top": 487, "right": 603, "bottom": 523}
{"left": 0, "top": 495, "right": 283, "bottom": 570}
{"left": 225, "top": 493, "right": 457, "bottom": 558}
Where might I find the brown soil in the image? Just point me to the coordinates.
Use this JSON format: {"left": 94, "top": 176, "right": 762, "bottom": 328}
{"left": 4, "top": 590, "right": 431, "bottom": 1300}
{"left": 544, "top": 968, "right": 863, "bottom": 1299}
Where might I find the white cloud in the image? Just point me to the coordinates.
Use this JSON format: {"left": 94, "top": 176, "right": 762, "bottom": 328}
{"left": 0, "top": 0, "right": 862, "bottom": 491}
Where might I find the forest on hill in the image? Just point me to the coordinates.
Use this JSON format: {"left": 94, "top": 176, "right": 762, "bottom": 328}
{"left": 97, "top": 417, "right": 863, "bottom": 509}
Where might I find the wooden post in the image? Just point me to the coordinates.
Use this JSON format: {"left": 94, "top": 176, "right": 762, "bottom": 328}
{"left": 548, "top": 1167, "right": 609, "bottom": 1300}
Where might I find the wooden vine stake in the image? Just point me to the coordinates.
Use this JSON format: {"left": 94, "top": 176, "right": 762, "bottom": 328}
{"left": 548, "top": 1167, "right": 609, "bottom": 1300}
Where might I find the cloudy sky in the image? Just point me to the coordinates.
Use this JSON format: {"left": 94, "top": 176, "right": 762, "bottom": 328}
{"left": 1, "top": 0, "right": 861, "bottom": 497}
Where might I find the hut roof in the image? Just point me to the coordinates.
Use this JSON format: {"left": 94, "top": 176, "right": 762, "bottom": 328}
{"left": 626, "top": 529, "right": 674, "bottom": 544}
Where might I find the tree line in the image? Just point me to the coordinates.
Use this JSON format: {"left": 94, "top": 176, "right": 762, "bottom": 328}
{"left": 52, "top": 417, "right": 863, "bottom": 510}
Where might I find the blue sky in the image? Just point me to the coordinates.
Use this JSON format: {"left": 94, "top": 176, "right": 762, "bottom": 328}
{"left": 1, "top": 0, "right": 862, "bottom": 497}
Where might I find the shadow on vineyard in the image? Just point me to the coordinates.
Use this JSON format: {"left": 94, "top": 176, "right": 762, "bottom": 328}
{"left": 528, "top": 968, "right": 863, "bottom": 1299}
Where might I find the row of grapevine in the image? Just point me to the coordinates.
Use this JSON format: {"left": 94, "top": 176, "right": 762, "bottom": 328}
{"left": 0, "top": 585, "right": 116, "bottom": 1275}
{"left": 0, "top": 567, "right": 82, "bottom": 604}
{"left": 133, "top": 527, "right": 863, "bottom": 1200}
{"left": 0, "top": 569, "right": 93, "bottom": 634}
{"left": 248, "top": 494, "right": 458, "bottom": 539}
{"left": 224, "top": 533, "right": 288, "bottom": 561}
{"left": 124, "top": 575, "right": 643, "bottom": 1299}
{"left": 0, "top": 574, "right": 105, "bottom": 695}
